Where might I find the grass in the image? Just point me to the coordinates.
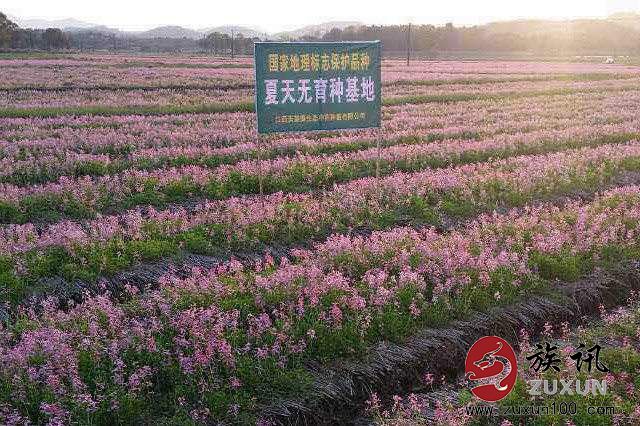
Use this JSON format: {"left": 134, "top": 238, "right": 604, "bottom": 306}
{"left": 0, "top": 52, "right": 82, "bottom": 60}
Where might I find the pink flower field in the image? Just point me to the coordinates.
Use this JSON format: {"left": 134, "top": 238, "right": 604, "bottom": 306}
{"left": 1, "top": 53, "right": 640, "bottom": 425}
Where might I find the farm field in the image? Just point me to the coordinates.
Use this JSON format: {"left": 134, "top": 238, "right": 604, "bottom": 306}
{"left": 1, "top": 53, "right": 640, "bottom": 425}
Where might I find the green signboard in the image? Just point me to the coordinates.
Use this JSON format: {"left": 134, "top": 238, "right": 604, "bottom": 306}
{"left": 254, "top": 41, "right": 381, "bottom": 134}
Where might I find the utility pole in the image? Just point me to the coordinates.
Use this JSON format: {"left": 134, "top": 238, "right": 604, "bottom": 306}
{"left": 231, "top": 29, "right": 235, "bottom": 58}
{"left": 406, "top": 23, "right": 411, "bottom": 66}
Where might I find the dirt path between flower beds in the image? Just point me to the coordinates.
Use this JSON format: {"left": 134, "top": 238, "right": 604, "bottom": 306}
{"left": 258, "top": 261, "right": 640, "bottom": 425}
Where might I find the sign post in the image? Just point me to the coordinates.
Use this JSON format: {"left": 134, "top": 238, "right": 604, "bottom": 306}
{"left": 376, "top": 131, "right": 382, "bottom": 179}
{"left": 253, "top": 41, "right": 382, "bottom": 195}
{"left": 257, "top": 136, "right": 264, "bottom": 195}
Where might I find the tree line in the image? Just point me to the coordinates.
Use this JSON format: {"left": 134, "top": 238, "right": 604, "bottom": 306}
{"left": 3, "top": 11, "right": 640, "bottom": 55}
{"left": 319, "top": 20, "right": 640, "bottom": 55}
{"left": 2, "top": 13, "right": 70, "bottom": 50}
{"left": 197, "top": 32, "right": 258, "bottom": 55}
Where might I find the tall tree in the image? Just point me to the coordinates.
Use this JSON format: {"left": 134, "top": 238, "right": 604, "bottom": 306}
{"left": 42, "top": 28, "right": 69, "bottom": 50}
{"left": 0, "top": 12, "right": 19, "bottom": 48}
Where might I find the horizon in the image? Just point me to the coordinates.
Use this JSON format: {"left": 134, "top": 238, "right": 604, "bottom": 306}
{"left": 5, "top": 0, "right": 640, "bottom": 33}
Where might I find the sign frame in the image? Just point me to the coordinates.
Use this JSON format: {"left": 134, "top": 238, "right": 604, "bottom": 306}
{"left": 253, "top": 41, "right": 382, "bottom": 134}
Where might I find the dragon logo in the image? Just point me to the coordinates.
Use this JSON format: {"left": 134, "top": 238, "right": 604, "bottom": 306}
{"left": 465, "top": 336, "right": 517, "bottom": 402}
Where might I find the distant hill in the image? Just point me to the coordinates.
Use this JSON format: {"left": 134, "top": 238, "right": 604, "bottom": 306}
{"left": 199, "top": 25, "right": 265, "bottom": 39}
{"left": 66, "top": 25, "right": 120, "bottom": 34}
{"left": 4, "top": 15, "right": 364, "bottom": 40}
{"left": 275, "top": 21, "right": 362, "bottom": 40}
{"left": 5, "top": 11, "right": 640, "bottom": 54}
{"left": 609, "top": 11, "right": 640, "bottom": 20}
{"left": 607, "top": 12, "right": 640, "bottom": 30}
{"left": 8, "top": 13, "right": 640, "bottom": 47}
{"left": 482, "top": 13, "right": 640, "bottom": 35}
{"left": 134, "top": 26, "right": 203, "bottom": 39}
{"left": 9, "top": 15, "right": 97, "bottom": 30}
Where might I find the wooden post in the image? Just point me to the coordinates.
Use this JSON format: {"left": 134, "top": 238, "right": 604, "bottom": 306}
{"left": 257, "top": 133, "right": 264, "bottom": 196}
{"left": 376, "top": 130, "right": 382, "bottom": 180}
{"left": 376, "top": 129, "right": 384, "bottom": 204}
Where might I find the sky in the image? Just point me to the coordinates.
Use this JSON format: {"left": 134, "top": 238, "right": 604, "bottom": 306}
{"left": 4, "top": 0, "right": 640, "bottom": 33}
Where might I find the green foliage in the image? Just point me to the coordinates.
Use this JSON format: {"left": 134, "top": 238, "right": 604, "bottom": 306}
{"left": 529, "top": 251, "right": 591, "bottom": 282}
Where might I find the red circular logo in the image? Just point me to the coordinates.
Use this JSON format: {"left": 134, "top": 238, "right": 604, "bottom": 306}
{"left": 465, "top": 336, "right": 518, "bottom": 402}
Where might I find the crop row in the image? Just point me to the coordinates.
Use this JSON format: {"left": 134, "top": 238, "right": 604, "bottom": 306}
{"left": 1, "top": 110, "right": 638, "bottom": 190}
{"left": 0, "top": 66, "right": 254, "bottom": 90}
{"left": 381, "top": 59, "right": 640, "bottom": 75}
{"left": 0, "top": 87, "right": 254, "bottom": 110}
{"left": 3, "top": 88, "right": 639, "bottom": 168}
{"left": 0, "top": 54, "right": 254, "bottom": 68}
{"left": 4, "top": 83, "right": 640, "bottom": 120}
{"left": 3, "top": 66, "right": 639, "bottom": 90}
{"left": 4, "top": 76, "right": 640, "bottom": 112}
{"left": 0, "top": 111, "right": 255, "bottom": 145}
{"left": 2, "top": 121, "right": 640, "bottom": 224}
{"left": 3, "top": 56, "right": 638, "bottom": 74}
{"left": 384, "top": 76, "right": 640, "bottom": 97}
{"left": 2, "top": 141, "right": 640, "bottom": 308}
